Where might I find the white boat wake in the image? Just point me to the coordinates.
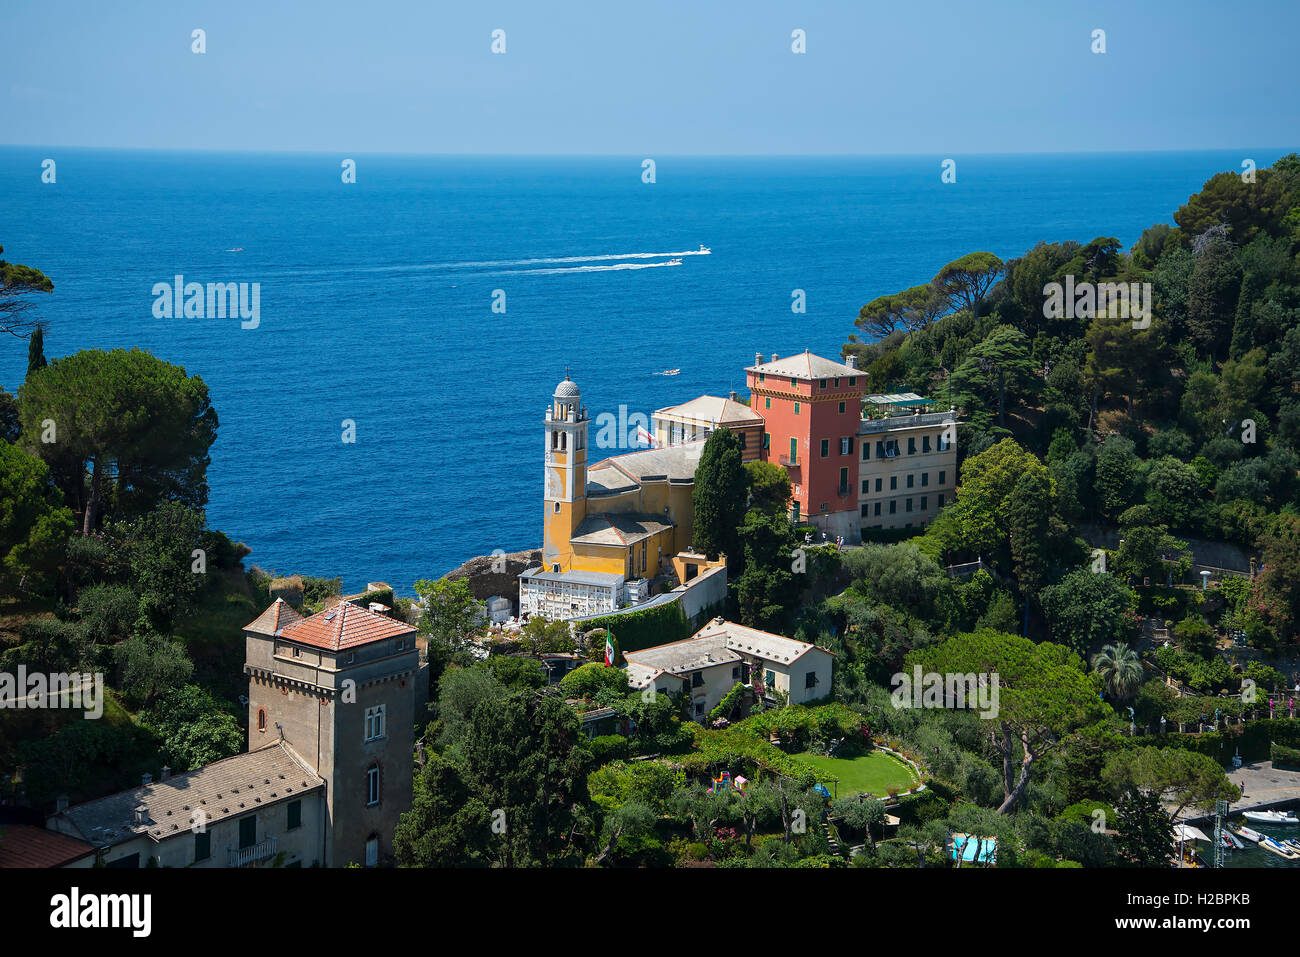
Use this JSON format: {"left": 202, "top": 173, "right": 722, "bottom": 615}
{"left": 489, "top": 260, "right": 683, "bottom": 276}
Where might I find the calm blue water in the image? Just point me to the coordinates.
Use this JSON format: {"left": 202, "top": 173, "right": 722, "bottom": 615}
{"left": 1, "top": 148, "right": 1292, "bottom": 593}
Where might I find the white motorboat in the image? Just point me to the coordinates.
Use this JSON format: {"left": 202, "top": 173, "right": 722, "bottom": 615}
{"left": 1222, "top": 829, "right": 1244, "bottom": 849}
{"left": 1259, "top": 836, "right": 1300, "bottom": 860}
{"left": 1233, "top": 825, "right": 1263, "bottom": 843}
{"left": 666, "top": 258, "right": 683, "bottom": 266}
{"left": 1243, "top": 809, "right": 1298, "bottom": 824}
{"left": 697, "top": 244, "right": 711, "bottom": 254}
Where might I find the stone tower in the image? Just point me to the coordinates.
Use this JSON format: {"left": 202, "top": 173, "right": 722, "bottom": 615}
{"left": 243, "top": 597, "right": 419, "bottom": 867}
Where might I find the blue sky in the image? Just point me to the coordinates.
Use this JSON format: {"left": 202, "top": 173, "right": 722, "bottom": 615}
{"left": 2, "top": 0, "right": 1296, "bottom": 155}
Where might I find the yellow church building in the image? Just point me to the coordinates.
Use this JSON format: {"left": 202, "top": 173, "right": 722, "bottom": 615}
{"left": 522, "top": 374, "right": 711, "bottom": 620}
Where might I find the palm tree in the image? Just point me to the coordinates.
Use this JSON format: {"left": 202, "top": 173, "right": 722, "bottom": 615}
{"left": 1091, "top": 642, "right": 1143, "bottom": 701}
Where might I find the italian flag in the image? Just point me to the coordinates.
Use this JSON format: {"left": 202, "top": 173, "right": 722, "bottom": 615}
{"left": 604, "top": 629, "right": 615, "bottom": 666}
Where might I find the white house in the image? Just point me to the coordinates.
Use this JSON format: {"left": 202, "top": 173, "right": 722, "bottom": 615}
{"left": 624, "top": 618, "right": 834, "bottom": 721}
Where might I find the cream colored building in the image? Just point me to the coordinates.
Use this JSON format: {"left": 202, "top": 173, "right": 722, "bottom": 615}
{"left": 857, "top": 397, "right": 959, "bottom": 532}
{"left": 624, "top": 618, "right": 834, "bottom": 721}
{"left": 652, "top": 393, "right": 764, "bottom": 463}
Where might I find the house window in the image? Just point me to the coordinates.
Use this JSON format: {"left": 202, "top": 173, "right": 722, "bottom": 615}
{"left": 890, "top": 476, "right": 897, "bottom": 491}
{"left": 923, "top": 435, "right": 931, "bottom": 453}
{"left": 738, "top": 432, "right": 747, "bottom": 448}
{"left": 553, "top": 502, "right": 560, "bottom": 513}
{"left": 805, "top": 671, "right": 818, "bottom": 689}
{"left": 939, "top": 470, "right": 946, "bottom": 485}
{"left": 732, "top": 666, "right": 740, "bottom": 680}
{"left": 906, "top": 474, "right": 914, "bottom": 488}
{"left": 789, "top": 437, "right": 798, "bottom": 462}
{"left": 397, "top": 638, "right": 406, "bottom": 651}
{"left": 861, "top": 503, "right": 870, "bottom": 517}
{"left": 792, "top": 501, "right": 800, "bottom": 522}
{"left": 764, "top": 396, "right": 771, "bottom": 410}
{"left": 758, "top": 372, "right": 765, "bottom": 382}
{"left": 833, "top": 378, "right": 840, "bottom": 387}
{"left": 908, "top": 437, "right": 916, "bottom": 454}
{"left": 763, "top": 432, "right": 771, "bottom": 449}
{"left": 257, "top": 708, "right": 266, "bottom": 733}
{"left": 906, "top": 498, "right": 913, "bottom": 512}
{"left": 194, "top": 831, "right": 211, "bottom": 863}
{"left": 346, "top": 652, "right": 355, "bottom": 665}
{"left": 765, "top": 670, "right": 776, "bottom": 687}
{"left": 840, "top": 437, "right": 851, "bottom": 455}
{"left": 849, "top": 377, "right": 857, "bottom": 386}
{"left": 938, "top": 432, "right": 951, "bottom": 451}
{"left": 293, "top": 646, "right": 301, "bottom": 658}
{"left": 838, "top": 401, "right": 846, "bottom": 414}
{"left": 862, "top": 443, "right": 870, "bottom": 461}
{"left": 889, "top": 501, "right": 897, "bottom": 514}
{"left": 694, "top": 701, "right": 705, "bottom": 717}
{"left": 875, "top": 478, "right": 882, "bottom": 492}
{"left": 921, "top": 472, "right": 929, "bottom": 487}
{"left": 366, "top": 764, "right": 381, "bottom": 806}
{"left": 861, "top": 479, "right": 869, "bottom": 494}
{"left": 692, "top": 672, "right": 704, "bottom": 688}
{"left": 365, "top": 705, "right": 386, "bottom": 742}
{"left": 938, "top": 494, "right": 945, "bottom": 508}
{"left": 365, "top": 835, "right": 379, "bottom": 868}
{"left": 920, "top": 496, "right": 928, "bottom": 511}
{"left": 819, "top": 379, "right": 827, "bottom": 389}
{"left": 820, "top": 439, "right": 829, "bottom": 457}
{"left": 287, "top": 800, "right": 302, "bottom": 831}
{"left": 874, "top": 502, "right": 881, "bottom": 516}
{"left": 839, "top": 467, "right": 848, "bottom": 491}
{"left": 793, "top": 401, "right": 800, "bottom": 415}
{"left": 238, "top": 816, "right": 257, "bottom": 850}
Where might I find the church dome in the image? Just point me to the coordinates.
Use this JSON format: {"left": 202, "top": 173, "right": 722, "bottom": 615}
{"left": 553, "top": 375, "right": 581, "bottom": 399}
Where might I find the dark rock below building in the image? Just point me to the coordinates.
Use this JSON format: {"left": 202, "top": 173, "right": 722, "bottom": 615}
{"left": 443, "top": 548, "right": 542, "bottom": 609}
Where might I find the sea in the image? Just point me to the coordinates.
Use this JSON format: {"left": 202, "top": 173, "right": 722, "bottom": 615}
{"left": 1, "top": 147, "right": 1293, "bottom": 593}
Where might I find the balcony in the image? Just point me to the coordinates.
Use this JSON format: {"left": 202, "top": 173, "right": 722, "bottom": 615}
{"left": 228, "top": 836, "right": 277, "bottom": 868}
{"left": 858, "top": 411, "right": 957, "bottom": 435}
{"left": 778, "top": 454, "right": 799, "bottom": 468}
{"left": 837, "top": 484, "right": 852, "bottom": 498}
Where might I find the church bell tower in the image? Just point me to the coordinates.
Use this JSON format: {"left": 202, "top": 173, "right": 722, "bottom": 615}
{"left": 542, "top": 373, "right": 589, "bottom": 571}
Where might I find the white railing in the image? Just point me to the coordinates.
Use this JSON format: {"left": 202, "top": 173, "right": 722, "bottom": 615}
{"left": 228, "top": 836, "right": 277, "bottom": 867}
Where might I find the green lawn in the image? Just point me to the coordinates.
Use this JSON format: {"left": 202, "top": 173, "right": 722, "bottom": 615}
{"left": 794, "top": 750, "right": 918, "bottom": 798}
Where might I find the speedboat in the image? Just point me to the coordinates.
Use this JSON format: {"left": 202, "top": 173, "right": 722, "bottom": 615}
{"left": 1243, "top": 809, "right": 1298, "bottom": 824}
{"left": 659, "top": 368, "right": 680, "bottom": 376}
{"left": 666, "top": 258, "right": 683, "bottom": 266}
{"left": 697, "top": 244, "right": 711, "bottom": 254}
{"left": 1284, "top": 839, "right": 1300, "bottom": 854}
{"left": 1233, "top": 825, "right": 1263, "bottom": 843}
{"left": 1224, "top": 829, "right": 1245, "bottom": 849}
{"left": 1259, "top": 836, "right": 1300, "bottom": 859}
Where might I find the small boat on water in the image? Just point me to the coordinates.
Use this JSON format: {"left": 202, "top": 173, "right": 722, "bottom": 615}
{"left": 1233, "top": 825, "right": 1264, "bottom": 843}
{"left": 1283, "top": 839, "right": 1300, "bottom": 854}
{"left": 697, "top": 244, "right": 711, "bottom": 254}
{"left": 1259, "top": 836, "right": 1300, "bottom": 859}
{"left": 659, "top": 368, "right": 680, "bottom": 376}
{"left": 1243, "top": 809, "right": 1299, "bottom": 824}
{"left": 665, "top": 258, "right": 683, "bottom": 266}
{"left": 1220, "top": 831, "right": 1243, "bottom": 850}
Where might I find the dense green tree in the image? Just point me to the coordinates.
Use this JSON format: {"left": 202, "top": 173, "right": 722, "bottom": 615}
{"left": 394, "top": 753, "right": 492, "bottom": 867}
{"left": 1039, "top": 568, "right": 1135, "bottom": 653}
{"left": 103, "top": 502, "right": 207, "bottom": 633}
{"left": 0, "top": 244, "right": 54, "bottom": 341}
{"left": 950, "top": 326, "right": 1036, "bottom": 428}
{"left": 911, "top": 630, "right": 1103, "bottom": 813}
{"left": 26, "top": 324, "right": 47, "bottom": 374}
{"left": 140, "top": 684, "right": 242, "bottom": 771}
{"left": 1113, "top": 789, "right": 1173, "bottom": 867}
{"left": 414, "top": 576, "right": 485, "bottom": 650}
{"left": 744, "top": 459, "right": 791, "bottom": 518}
{"left": 733, "top": 507, "right": 798, "bottom": 631}
{"left": 692, "top": 428, "right": 748, "bottom": 563}
{"left": 1090, "top": 642, "right": 1142, "bottom": 701}
{"left": 1103, "top": 746, "right": 1238, "bottom": 819}
{"left": 18, "top": 348, "right": 218, "bottom": 532}
{"left": 934, "top": 251, "right": 1005, "bottom": 317}
{"left": 1185, "top": 235, "right": 1242, "bottom": 360}
{"left": 0, "top": 439, "right": 74, "bottom": 592}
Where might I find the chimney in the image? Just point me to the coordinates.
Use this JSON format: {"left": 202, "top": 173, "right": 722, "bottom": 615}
{"left": 161, "top": 766, "right": 171, "bottom": 781}
{"left": 141, "top": 773, "right": 153, "bottom": 787}
{"left": 729, "top": 390, "right": 737, "bottom": 401}
{"left": 771, "top": 353, "right": 779, "bottom": 361}
{"left": 754, "top": 352, "right": 763, "bottom": 367}
{"left": 369, "top": 602, "right": 389, "bottom": 615}
{"left": 132, "top": 805, "right": 148, "bottom": 825}
{"left": 845, "top": 355, "right": 857, "bottom": 370}
{"left": 55, "top": 795, "right": 69, "bottom": 813}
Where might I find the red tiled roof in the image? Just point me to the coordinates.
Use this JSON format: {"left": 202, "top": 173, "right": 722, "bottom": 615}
{"left": 243, "top": 597, "right": 303, "bottom": 636}
{"left": 0, "top": 824, "right": 95, "bottom": 868}
{"left": 277, "top": 601, "right": 416, "bottom": 652}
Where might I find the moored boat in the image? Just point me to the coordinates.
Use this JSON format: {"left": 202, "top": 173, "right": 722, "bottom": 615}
{"left": 1243, "top": 809, "right": 1299, "bottom": 824}
{"left": 1233, "top": 825, "right": 1264, "bottom": 843}
{"left": 1259, "top": 836, "right": 1300, "bottom": 859}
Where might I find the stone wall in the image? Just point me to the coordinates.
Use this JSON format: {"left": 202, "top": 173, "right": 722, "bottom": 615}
{"left": 442, "top": 548, "right": 542, "bottom": 610}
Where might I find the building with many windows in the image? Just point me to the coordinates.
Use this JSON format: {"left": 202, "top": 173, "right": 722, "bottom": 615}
{"left": 857, "top": 401, "right": 959, "bottom": 531}
{"left": 747, "top": 350, "right": 869, "bottom": 541}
